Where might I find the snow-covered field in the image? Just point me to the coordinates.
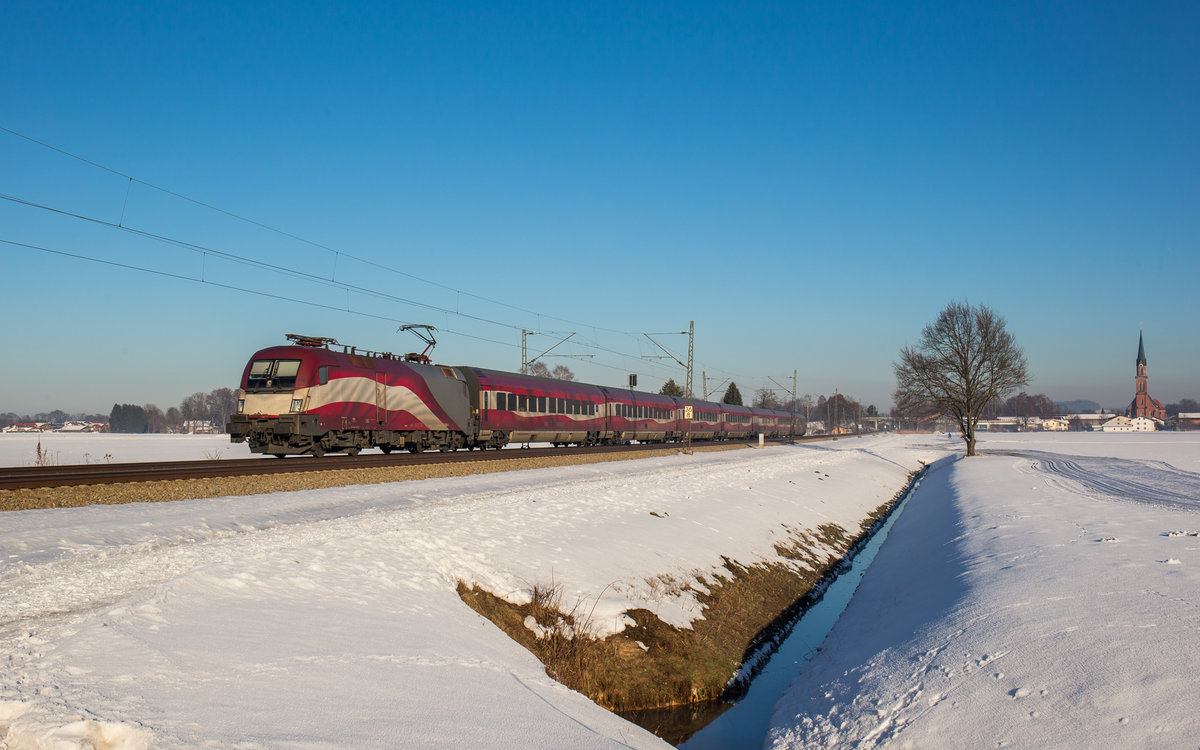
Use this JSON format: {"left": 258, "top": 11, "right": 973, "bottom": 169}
{"left": 0, "top": 433, "right": 254, "bottom": 466}
{"left": 1, "top": 434, "right": 944, "bottom": 748}
{"left": 3, "top": 432, "right": 1197, "bottom": 749}
{"left": 767, "top": 432, "right": 1200, "bottom": 749}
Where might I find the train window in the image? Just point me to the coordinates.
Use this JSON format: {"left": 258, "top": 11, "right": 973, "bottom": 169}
{"left": 318, "top": 366, "right": 329, "bottom": 386}
{"left": 538, "top": 396, "right": 546, "bottom": 413}
{"left": 247, "top": 359, "right": 302, "bottom": 391}
{"left": 496, "top": 392, "right": 506, "bottom": 410}
{"left": 249, "top": 360, "right": 272, "bottom": 380}
{"left": 519, "top": 394, "right": 528, "bottom": 411}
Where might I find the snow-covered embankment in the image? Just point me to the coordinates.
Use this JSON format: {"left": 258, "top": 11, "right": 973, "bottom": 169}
{"left": 1, "top": 434, "right": 948, "bottom": 747}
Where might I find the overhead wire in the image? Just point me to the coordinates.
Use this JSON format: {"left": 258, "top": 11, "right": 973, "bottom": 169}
{"left": 0, "top": 234, "right": 655, "bottom": 380}
{"left": 0, "top": 126, "right": 756, "bottom": 384}
{"left": 1, "top": 125, "right": 638, "bottom": 336}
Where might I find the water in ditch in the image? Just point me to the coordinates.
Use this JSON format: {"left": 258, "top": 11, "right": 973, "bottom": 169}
{"left": 625, "top": 473, "right": 923, "bottom": 748}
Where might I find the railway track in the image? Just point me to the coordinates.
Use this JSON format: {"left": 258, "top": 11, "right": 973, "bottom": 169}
{"left": 0, "top": 438, "right": 829, "bottom": 491}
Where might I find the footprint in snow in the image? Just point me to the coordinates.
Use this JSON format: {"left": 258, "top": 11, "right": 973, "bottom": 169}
{"left": 1160, "top": 559, "right": 1182, "bottom": 565}
{"left": 1098, "top": 537, "right": 1119, "bottom": 543}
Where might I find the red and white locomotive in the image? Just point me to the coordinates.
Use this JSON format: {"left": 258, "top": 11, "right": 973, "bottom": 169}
{"left": 227, "top": 335, "right": 804, "bottom": 457}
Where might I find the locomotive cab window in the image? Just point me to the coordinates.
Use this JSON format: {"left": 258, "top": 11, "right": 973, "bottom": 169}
{"left": 247, "top": 359, "right": 302, "bottom": 391}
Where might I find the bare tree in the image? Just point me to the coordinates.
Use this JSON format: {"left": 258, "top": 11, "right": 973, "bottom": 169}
{"left": 180, "top": 392, "right": 208, "bottom": 422}
{"left": 527, "top": 362, "right": 552, "bottom": 378}
{"left": 550, "top": 364, "right": 575, "bottom": 381}
{"left": 893, "top": 301, "right": 1029, "bottom": 456}
{"left": 206, "top": 388, "right": 238, "bottom": 432}
{"left": 144, "top": 404, "right": 167, "bottom": 433}
{"left": 752, "top": 388, "right": 780, "bottom": 409}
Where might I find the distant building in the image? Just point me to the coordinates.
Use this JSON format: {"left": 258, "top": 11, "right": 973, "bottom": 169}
{"left": 1102, "top": 416, "right": 1156, "bottom": 432}
{"left": 1178, "top": 413, "right": 1200, "bottom": 432}
{"left": 1040, "top": 418, "right": 1069, "bottom": 431}
{"left": 1127, "top": 331, "right": 1167, "bottom": 421}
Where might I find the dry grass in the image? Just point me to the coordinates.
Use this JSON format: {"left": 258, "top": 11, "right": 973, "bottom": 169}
{"left": 458, "top": 470, "right": 921, "bottom": 712}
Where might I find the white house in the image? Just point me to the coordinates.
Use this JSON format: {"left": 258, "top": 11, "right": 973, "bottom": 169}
{"left": 1040, "top": 418, "right": 1069, "bottom": 431}
{"left": 1101, "top": 416, "right": 1156, "bottom": 432}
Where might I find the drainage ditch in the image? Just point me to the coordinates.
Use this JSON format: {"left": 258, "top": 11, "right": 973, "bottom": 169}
{"left": 635, "top": 465, "right": 927, "bottom": 747}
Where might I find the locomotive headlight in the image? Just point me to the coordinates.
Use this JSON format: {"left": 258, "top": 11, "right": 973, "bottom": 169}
{"left": 291, "top": 399, "right": 303, "bottom": 413}
{"left": 237, "top": 399, "right": 245, "bottom": 414}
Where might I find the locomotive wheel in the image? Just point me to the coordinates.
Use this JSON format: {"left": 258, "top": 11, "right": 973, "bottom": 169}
{"left": 345, "top": 446, "right": 360, "bottom": 457}
{"left": 380, "top": 446, "right": 393, "bottom": 454}
{"left": 311, "top": 445, "right": 325, "bottom": 458}
{"left": 408, "top": 443, "right": 424, "bottom": 454}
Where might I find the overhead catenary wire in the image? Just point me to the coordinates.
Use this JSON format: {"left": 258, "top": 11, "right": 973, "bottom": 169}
{"left": 0, "top": 125, "right": 786, "bottom": 388}
{"left": 1, "top": 125, "right": 632, "bottom": 336}
{"left": 0, "top": 191, "right": 689, "bottom": 380}
{"left": 0, "top": 190, "right": 689, "bottom": 378}
{"left": 0, "top": 236, "right": 679, "bottom": 379}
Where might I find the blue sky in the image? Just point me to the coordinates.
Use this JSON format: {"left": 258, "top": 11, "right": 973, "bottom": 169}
{"left": 3, "top": 1, "right": 1197, "bottom": 415}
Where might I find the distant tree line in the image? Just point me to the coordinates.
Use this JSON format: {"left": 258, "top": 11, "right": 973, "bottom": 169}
{"left": 1165, "top": 398, "right": 1200, "bottom": 416}
{"left": 0, "top": 411, "right": 109, "bottom": 428}
{"left": 106, "top": 388, "right": 238, "bottom": 433}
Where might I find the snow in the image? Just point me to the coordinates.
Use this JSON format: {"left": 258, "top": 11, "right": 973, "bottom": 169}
{"left": 766, "top": 433, "right": 1200, "bottom": 749}
{"left": 1, "top": 434, "right": 943, "bottom": 748}
{"left": 6, "top": 431, "right": 1197, "bottom": 749}
{"left": 0, "top": 433, "right": 254, "bottom": 466}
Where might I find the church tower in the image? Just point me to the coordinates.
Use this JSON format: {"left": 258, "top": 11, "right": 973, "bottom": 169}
{"left": 1128, "top": 331, "right": 1166, "bottom": 420}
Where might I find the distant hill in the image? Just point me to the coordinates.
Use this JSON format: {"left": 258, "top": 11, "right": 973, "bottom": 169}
{"left": 1056, "top": 399, "right": 1101, "bottom": 414}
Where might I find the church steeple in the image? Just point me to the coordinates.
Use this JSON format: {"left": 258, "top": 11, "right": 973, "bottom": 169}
{"left": 1128, "top": 329, "right": 1165, "bottom": 420}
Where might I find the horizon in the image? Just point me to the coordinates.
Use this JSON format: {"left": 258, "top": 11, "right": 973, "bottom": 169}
{"left": 4, "top": 2, "right": 1197, "bottom": 413}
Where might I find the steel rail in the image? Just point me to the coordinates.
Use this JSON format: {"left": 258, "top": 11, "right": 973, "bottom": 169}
{"left": 0, "top": 435, "right": 844, "bottom": 491}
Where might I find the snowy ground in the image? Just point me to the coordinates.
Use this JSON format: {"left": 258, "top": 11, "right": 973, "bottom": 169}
{"left": 6, "top": 432, "right": 1195, "bottom": 749}
{"left": 767, "top": 433, "right": 1200, "bottom": 749}
{"left": 0, "top": 434, "right": 945, "bottom": 748}
{"left": 0, "top": 433, "right": 255, "bottom": 466}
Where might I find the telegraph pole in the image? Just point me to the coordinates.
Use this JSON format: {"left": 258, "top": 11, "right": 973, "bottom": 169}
{"left": 685, "top": 320, "right": 694, "bottom": 454}
{"left": 643, "top": 322, "right": 694, "bottom": 454}
{"left": 768, "top": 369, "right": 799, "bottom": 442}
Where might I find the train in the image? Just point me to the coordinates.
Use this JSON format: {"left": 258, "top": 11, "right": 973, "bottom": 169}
{"left": 227, "top": 334, "right": 805, "bottom": 457}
